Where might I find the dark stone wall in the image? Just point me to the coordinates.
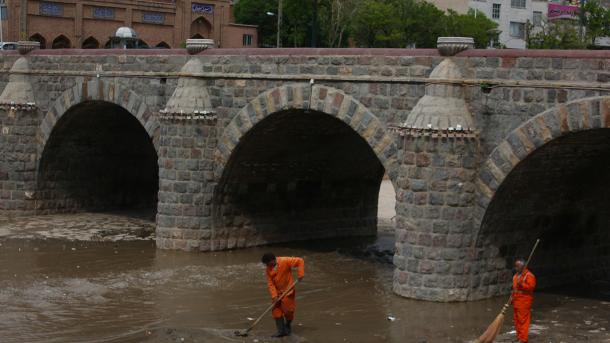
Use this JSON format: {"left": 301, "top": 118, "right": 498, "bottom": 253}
{"left": 36, "top": 101, "right": 158, "bottom": 213}
{"left": 212, "top": 110, "right": 384, "bottom": 249}
{"left": 0, "top": 109, "right": 40, "bottom": 213}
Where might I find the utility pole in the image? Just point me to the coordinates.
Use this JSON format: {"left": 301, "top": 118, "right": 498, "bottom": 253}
{"left": 311, "top": 0, "right": 318, "bottom": 47}
{"left": 277, "top": 0, "right": 282, "bottom": 48}
{"left": 0, "top": 2, "right": 4, "bottom": 42}
{"left": 20, "top": 0, "right": 27, "bottom": 40}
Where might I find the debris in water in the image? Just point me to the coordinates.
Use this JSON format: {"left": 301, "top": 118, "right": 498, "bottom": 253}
{"left": 387, "top": 316, "right": 396, "bottom": 322}
{"left": 335, "top": 322, "right": 342, "bottom": 326}
{"left": 247, "top": 317, "right": 254, "bottom": 321}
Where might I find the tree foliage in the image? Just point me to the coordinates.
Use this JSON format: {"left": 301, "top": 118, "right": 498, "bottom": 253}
{"left": 580, "top": 0, "right": 610, "bottom": 45}
{"left": 234, "top": 0, "right": 500, "bottom": 48}
{"left": 233, "top": 0, "right": 279, "bottom": 47}
{"left": 527, "top": 20, "right": 586, "bottom": 49}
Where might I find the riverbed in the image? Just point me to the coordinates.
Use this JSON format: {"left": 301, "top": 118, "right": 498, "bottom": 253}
{"left": 1, "top": 213, "right": 609, "bottom": 343}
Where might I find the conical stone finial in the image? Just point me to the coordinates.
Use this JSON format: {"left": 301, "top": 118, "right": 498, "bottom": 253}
{"left": 402, "top": 58, "right": 474, "bottom": 135}
{"left": 160, "top": 58, "right": 215, "bottom": 121}
{"left": 0, "top": 57, "right": 37, "bottom": 111}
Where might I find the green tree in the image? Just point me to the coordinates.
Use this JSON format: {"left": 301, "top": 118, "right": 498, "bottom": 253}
{"left": 401, "top": 0, "right": 447, "bottom": 48}
{"left": 444, "top": 9, "right": 499, "bottom": 48}
{"left": 282, "top": 0, "right": 315, "bottom": 47}
{"left": 580, "top": 0, "right": 610, "bottom": 46}
{"left": 234, "top": 0, "right": 279, "bottom": 47}
{"left": 351, "top": 0, "right": 402, "bottom": 47}
{"left": 237, "top": 0, "right": 499, "bottom": 48}
{"left": 527, "top": 20, "right": 585, "bottom": 49}
{"left": 318, "top": 0, "right": 361, "bottom": 47}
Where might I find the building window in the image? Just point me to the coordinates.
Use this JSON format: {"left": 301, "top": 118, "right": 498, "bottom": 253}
{"left": 510, "top": 22, "right": 526, "bottom": 38}
{"left": 533, "top": 11, "right": 542, "bottom": 26}
{"left": 492, "top": 3, "right": 501, "bottom": 19}
{"left": 40, "top": 2, "right": 63, "bottom": 16}
{"left": 243, "top": 34, "right": 253, "bottom": 46}
{"left": 142, "top": 12, "right": 165, "bottom": 24}
{"left": 93, "top": 7, "right": 115, "bottom": 20}
{"left": 511, "top": 0, "right": 526, "bottom": 9}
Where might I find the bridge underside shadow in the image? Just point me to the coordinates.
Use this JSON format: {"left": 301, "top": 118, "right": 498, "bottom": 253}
{"left": 36, "top": 101, "right": 158, "bottom": 215}
{"left": 212, "top": 109, "right": 385, "bottom": 250}
{"left": 475, "top": 129, "right": 610, "bottom": 295}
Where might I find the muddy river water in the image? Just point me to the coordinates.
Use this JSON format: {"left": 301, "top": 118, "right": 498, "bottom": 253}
{"left": 1, "top": 213, "right": 609, "bottom": 343}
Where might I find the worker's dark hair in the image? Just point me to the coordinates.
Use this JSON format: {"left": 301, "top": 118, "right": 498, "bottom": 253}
{"left": 261, "top": 252, "right": 276, "bottom": 265}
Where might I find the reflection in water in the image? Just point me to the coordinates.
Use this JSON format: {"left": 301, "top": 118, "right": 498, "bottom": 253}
{"left": 0, "top": 233, "right": 609, "bottom": 342}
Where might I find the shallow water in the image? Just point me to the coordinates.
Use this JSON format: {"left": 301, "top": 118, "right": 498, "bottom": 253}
{"left": 0, "top": 214, "right": 609, "bottom": 343}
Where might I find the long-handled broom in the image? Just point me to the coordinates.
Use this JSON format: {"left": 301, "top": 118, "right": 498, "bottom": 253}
{"left": 476, "top": 239, "right": 540, "bottom": 343}
{"left": 234, "top": 279, "right": 300, "bottom": 337}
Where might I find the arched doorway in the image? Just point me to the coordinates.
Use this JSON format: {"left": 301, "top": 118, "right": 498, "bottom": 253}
{"left": 190, "top": 17, "right": 212, "bottom": 39}
{"left": 37, "top": 101, "right": 159, "bottom": 214}
{"left": 82, "top": 36, "right": 100, "bottom": 49}
{"left": 155, "top": 41, "right": 170, "bottom": 49}
{"left": 29, "top": 33, "right": 46, "bottom": 49}
{"left": 52, "top": 35, "right": 71, "bottom": 49}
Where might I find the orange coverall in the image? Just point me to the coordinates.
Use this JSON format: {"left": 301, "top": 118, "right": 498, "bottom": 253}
{"left": 512, "top": 268, "right": 536, "bottom": 343}
{"left": 266, "top": 256, "right": 305, "bottom": 321}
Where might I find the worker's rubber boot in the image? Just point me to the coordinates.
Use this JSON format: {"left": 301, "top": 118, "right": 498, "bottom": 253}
{"left": 285, "top": 319, "right": 292, "bottom": 336}
{"left": 271, "top": 318, "right": 287, "bottom": 338}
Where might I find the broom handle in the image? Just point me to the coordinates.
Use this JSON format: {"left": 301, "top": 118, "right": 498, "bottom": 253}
{"left": 504, "top": 239, "right": 540, "bottom": 307}
{"left": 523, "top": 239, "right": 540, "bottom": 271}
{"left": 244, "top": 279, "right": 300, "bottom": 334}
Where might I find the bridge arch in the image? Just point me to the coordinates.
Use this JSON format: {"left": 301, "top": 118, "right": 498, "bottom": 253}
{"left": 39, "top": 80, "right": 160, "bottom": 154}
{"left": 35, "top": 81, "right": 160, "bottom": 214}
{"left": 471, "top": 96, "right": 610, "bottom": 298}
{"left": 212, "top": 84, "right": 399, "bottom": 249}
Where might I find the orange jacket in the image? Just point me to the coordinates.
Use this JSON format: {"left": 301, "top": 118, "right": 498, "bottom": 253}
{"left": 512, "top": 268, "right": 536, "bottom": 303}
{"left": 266, "top": 257, "right": 305, "bottom": 299}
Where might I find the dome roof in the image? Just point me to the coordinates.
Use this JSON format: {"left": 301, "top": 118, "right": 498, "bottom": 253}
{"left": 402, "top": 58, "right": 475, "bottom": 131}
{"left": 115, "top": 27, "right": 137, "bottom": 38}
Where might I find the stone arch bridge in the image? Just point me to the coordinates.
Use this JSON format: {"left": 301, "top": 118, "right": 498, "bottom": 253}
{"left": 1, "top": 48, "right": 610, "bottom": 302}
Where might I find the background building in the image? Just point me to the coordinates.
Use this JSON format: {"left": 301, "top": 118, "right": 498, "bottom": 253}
{"left": 0, "top": 0, "right": 257, "bottom": 48}
{"left": 426, "top": 0, "right": 470, "bottom": 13}
{"left": 470, "top": 0, "right": 549, "bottom": 49}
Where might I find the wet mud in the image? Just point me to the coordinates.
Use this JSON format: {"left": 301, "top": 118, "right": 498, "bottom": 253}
{"left": 0, "top": 213, "right": 609, "bottom": 343}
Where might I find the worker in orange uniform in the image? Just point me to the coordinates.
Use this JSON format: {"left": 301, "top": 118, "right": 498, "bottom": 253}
{"left": 261, "top": 252, "right": 304, "bottom": 337}
{"left": 512, "top": 258, "right": 537, "bottom": 343}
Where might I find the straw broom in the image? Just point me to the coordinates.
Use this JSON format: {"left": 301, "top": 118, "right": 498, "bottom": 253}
{"left": 476, "top": 239, "right": 540, "bottom": 343}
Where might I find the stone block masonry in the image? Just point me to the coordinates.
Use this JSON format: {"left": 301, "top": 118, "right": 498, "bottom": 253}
{"left": 1, "top": 48, "right": 610, "bottom": 301}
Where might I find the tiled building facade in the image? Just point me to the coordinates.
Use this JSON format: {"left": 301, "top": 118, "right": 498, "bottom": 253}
{"left": 0, "top": 0, "right": 257, "bottom": 48}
